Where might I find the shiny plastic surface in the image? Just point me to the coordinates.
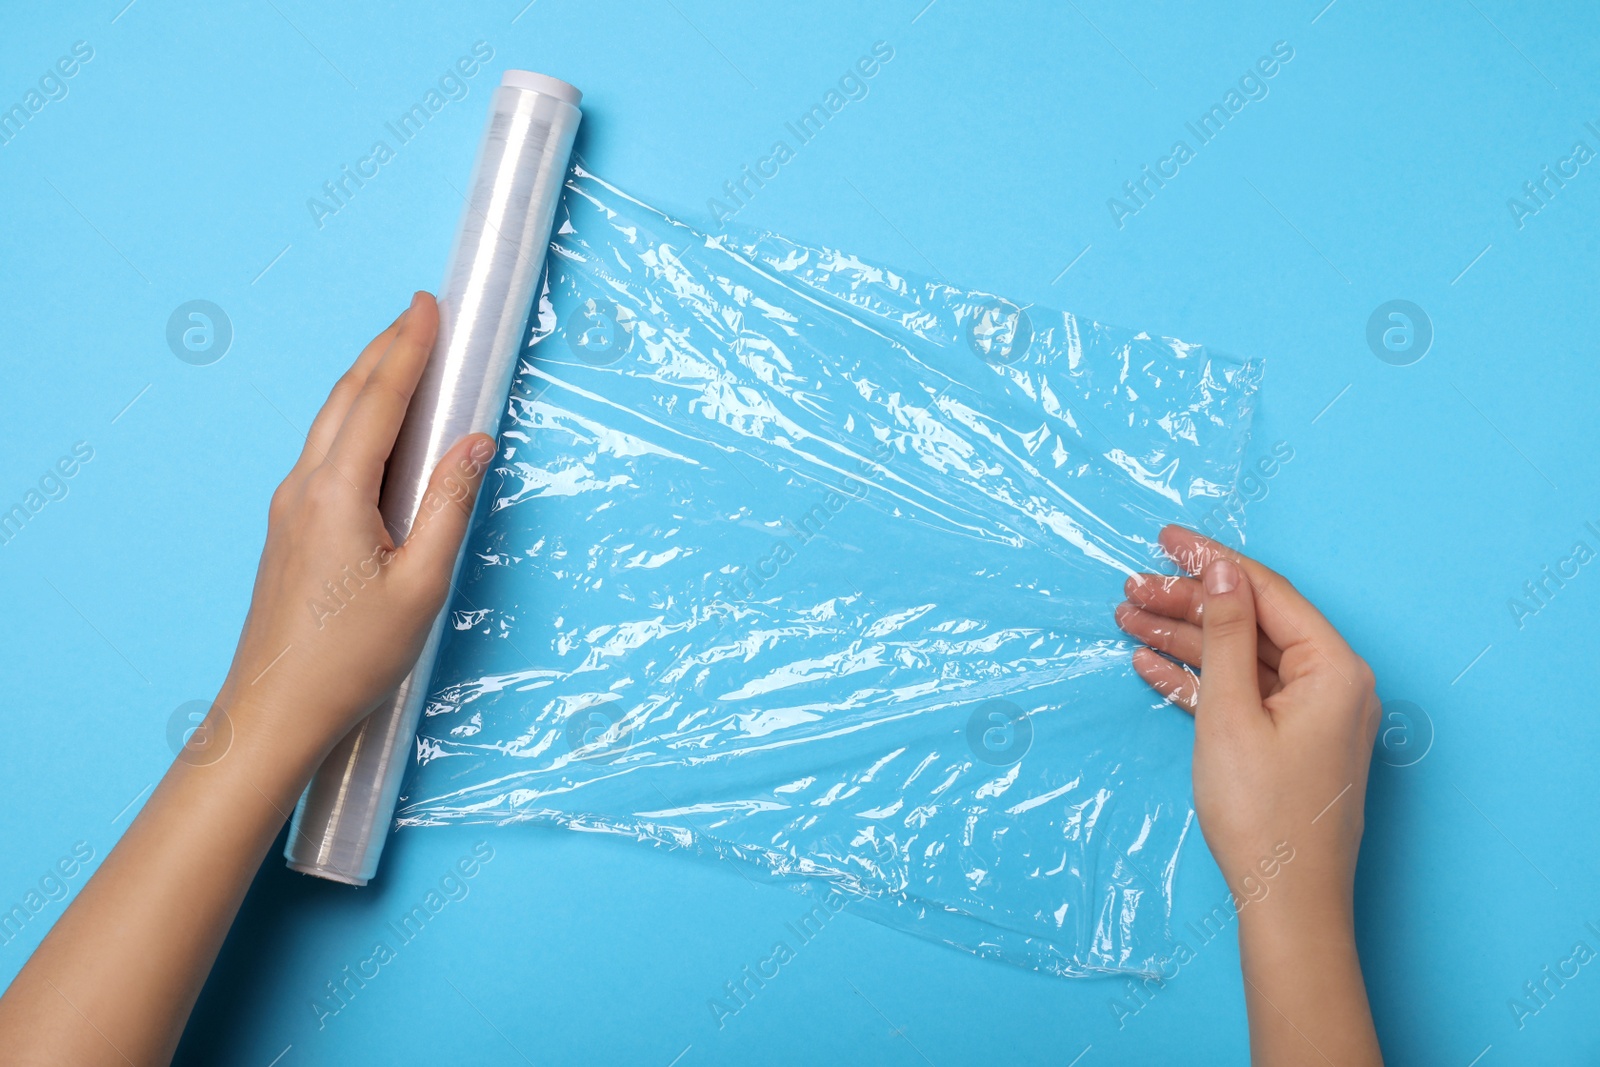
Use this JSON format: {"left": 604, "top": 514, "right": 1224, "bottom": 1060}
{"left": 397, "top": 168, "right": 1263, "bottom": 976}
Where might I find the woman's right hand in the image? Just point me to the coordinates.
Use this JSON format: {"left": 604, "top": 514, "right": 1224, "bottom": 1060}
{"left": 1115, "top": 525, "right": 1385, "bottom": 1065}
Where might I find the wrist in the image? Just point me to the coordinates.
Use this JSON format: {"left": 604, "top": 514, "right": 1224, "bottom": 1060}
{"left": 1236, "top": 894, "right": 1379, "bottom": 1066}
{"left": 192, "top": 682, "right": 333, "bottom": 809}
{"left": 1237, "top": 879, "right": 1357, "bottom": 960}
{"left": 1214, "top": 830, "right": 1359, "bottom": 944}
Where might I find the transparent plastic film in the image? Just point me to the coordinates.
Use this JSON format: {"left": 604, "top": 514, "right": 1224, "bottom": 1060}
{"left": 396, "top": 168, "right": 1263, "bottom": 977}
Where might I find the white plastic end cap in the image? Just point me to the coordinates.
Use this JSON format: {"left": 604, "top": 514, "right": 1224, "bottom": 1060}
{"left": 501, "top": 70, "right": 582, "bottom": 107}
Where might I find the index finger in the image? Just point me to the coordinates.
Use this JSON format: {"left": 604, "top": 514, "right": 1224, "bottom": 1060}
{"left": 326, "top": 291, "right": 440, "bottom": 491}
{"left": 296, "top": 310, "right": 406, "bottom": 472}
{"left": 1157, "top": 525, "right": 1354, "bottom": 670}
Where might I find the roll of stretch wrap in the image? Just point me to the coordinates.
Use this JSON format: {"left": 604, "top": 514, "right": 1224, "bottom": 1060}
{"left": 284, "top": 70, "right": 582, "bottom": 885}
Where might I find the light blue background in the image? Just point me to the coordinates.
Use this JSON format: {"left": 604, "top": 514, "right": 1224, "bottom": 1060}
{"left": 2, "top": 1, "right": 1598, "bottom": 1063}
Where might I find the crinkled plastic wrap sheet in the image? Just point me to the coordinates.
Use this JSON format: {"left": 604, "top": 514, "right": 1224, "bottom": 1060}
{"left": 397, "top": 168, "right": 1263, "bottom": 978}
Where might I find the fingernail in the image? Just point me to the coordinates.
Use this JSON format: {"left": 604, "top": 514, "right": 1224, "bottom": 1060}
{"left": 469, "top": 436, "right": 495, "bottom": 462}
{"left": 1113, "top": 601, "right": 1133, "bottom": 626}
{"left": 1204, "top": 559, "right": 1239, "bottom": 595}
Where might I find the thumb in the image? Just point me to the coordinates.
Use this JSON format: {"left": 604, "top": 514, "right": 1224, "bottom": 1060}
{"left": 402, "top": 433, "right": 496, "bottom": 583}
{"left": 1199, "top": 558, "right": 1265, "bottom": 722}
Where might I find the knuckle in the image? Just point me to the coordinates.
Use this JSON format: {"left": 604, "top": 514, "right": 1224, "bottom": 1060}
{"left": 267, "top": 483, "right": 293, "bottom": 521}
{"left": 1309, "top": 649, "right": 1373, "bottom": 698}
{"left": 1255, "top": 566, "right": 1293, "bottom": 601}
{"left": 304, "top": 469, "right": 347, "bottom": 509}
{"left": 267, "top": 473, "right": 306, "bottom": 523}
{"left": 327, "top": 371, "right": 359, "bottom": 404}
{"left": 363, "top": 376, "right": 413, "bottom": 414}
{"left": 1205, "top": 610, "right": 1256, "bottom": 643}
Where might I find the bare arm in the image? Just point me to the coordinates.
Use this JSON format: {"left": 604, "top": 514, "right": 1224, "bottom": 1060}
{"left": 0, "top": 292, "right": 493, "bottom": 1066}
{"left": 1117, "top": 525, "right": 1384, "bottom": 1065}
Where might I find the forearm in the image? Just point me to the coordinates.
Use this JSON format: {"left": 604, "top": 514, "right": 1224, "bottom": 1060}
{"left": 0, "top": 696, "right": 315, "bottom": 1066}
{"left": 1238, "top": 893, "right": 1382, "bottom": 1066}
{"left": 0, "top": 294, "right": 490, "bottom": 1066}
